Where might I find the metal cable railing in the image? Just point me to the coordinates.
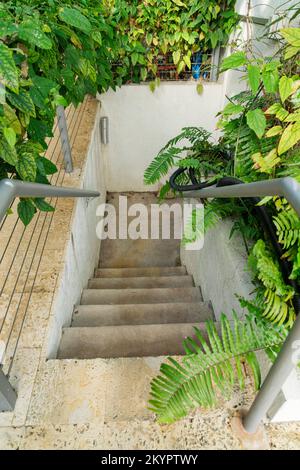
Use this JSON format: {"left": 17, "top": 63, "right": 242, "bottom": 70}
{"left": 0, "top": 97, "right": 100, "bottom": 411}
{"left": 5, "top": 98, "right": 90, "bottom": 373}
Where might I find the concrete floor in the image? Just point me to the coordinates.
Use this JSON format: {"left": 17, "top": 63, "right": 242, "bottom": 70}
{"left": 99, "top": 193, "right": 182, "bottom": 268}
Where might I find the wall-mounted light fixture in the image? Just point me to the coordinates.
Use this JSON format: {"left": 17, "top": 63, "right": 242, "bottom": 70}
{"left": 100, "top": 116, "right": 109, "bottom": 144}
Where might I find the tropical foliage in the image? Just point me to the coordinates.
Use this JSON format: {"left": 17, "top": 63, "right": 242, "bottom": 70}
{"left": 145, "top": 26, "right": 300, "bottom": 328}
{"left": 149, "top": 313, "right": 286, "bottom": 423}
{"left": 103, "top": 0, "right": 238, "bottom": 86}
{"left": 0, "top": 0, "right": 238, "bottom": 225}
{"left": 0, "top": 0, "right": 121, "bottom": 224}
{"left": 145, "top": 24, "right": 300, "bottom": 422}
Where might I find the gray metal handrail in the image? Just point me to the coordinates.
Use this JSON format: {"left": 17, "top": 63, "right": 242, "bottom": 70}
{"left": 0, "top": 178, "right": 100, "bottom": 224}
{"left": 0, "top": 178, "right": 100, "bottom": 411}
{"left": 186, "top": 176, "right": 300, "bottom": 434}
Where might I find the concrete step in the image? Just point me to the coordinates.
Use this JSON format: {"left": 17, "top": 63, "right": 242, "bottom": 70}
{"left": 95, "top": 266, "right": 187, "bottom": 278}
{"left": 72, "top": 301, "right": 214, "bottom": 327}
{"left": 81, "top": 287, "right": 202, "bottom": 305}
{"left": 58, "top": 323, "right": 207, "bottom": 359}
{"left": 88, "top": 275, "right": 194, "bottom": 289}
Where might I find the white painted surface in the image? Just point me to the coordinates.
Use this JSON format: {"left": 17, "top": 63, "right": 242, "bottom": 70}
{"left": 268, "top": 369, "right": 300, "bottom": 423}
{"left": 181, "top": 217, "right": 253, "bottom": 320}
{"left": 46, "top": 104, "right": 106, "bottom": 358}
{"left": 98, "top": 82, "right": 224, "bottom": 192}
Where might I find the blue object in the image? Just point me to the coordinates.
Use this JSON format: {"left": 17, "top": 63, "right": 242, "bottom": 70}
{"left": 192, "top": 52, "right": 202, "bottom": 79}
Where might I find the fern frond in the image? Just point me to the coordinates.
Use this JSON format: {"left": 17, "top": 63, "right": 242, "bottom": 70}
{"left": 273, "top": 206, "right": 300, "bottom": 249}
{"left": 178, "top": 157, "right": 200, "bottom": 169}
{"left": 161, "top": 127, "right": 212, "bottom": 152}
{"left": 149, "top": 313, "right": 286, "bottom": 424}
{"left": 290, "top": 245, "right": 300, "bottom": 280}
{"left": 157, "top": 181, "right": 172, "bottom": 202}
{"left": 144, "top": 147, "right": 182, "bottom": 185}
{"left": 249, "top": 239, "right": 296, "bottom": 326}
{"left": 182, "top": 207, "right": 204, "bottom": 245}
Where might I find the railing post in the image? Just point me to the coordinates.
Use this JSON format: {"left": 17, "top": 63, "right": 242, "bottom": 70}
{"left": 210, "top": 45, "right": 221, "bottom": 82}
{"left": 242, "top": 314, "right": 300, "bottom": 433}
{"left": 56, "top": 105, "right": 73, "bottom": 173}
{"left": 0, "top": 368, "right": 17, "bottom": 412}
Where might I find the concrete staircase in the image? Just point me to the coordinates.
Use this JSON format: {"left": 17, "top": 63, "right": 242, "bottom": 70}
{"left": 57, "top": 193, "right": 214, "bottom": 360}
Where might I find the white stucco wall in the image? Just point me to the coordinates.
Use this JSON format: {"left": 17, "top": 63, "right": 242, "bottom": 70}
{"left": 181, "top": 218, "right": 253, "bottom": 321}
{"left": 46, "top": 105, "right": 106, "bottom": 359}
{"left": 98, "top": 82, "right": 224, "bottom": 192}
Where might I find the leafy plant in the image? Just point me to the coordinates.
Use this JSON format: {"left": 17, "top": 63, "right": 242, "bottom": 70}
{"left": 0, "top": 0, "right": 122, "bottom": 224}
{"left": 248, "top": 240, "right": 296, "bottom": 327}
{"left": 144, "top": 25, "right": 300, "bottom": 329}
{"left": 149, "top": 313, "right": 286, "bottom": 423}
{"left": 105, "top": 0, "right": 239, "bottom": 84}
{"left": 0, "top": 0, "right": 240, "bottom": 224}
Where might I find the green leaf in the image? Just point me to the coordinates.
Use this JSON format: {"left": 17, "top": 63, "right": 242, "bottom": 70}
{"left": 262, "top": 69, "right": 279, "bottom": 93}
{"left": 0, "top": 42, "right": 19, "bottom": 93}
{"left": 17, "top": 199, "right": 36, "bottom": 226}
{"left": 7, "top": 89, "right": 36, "bottom": 117}
{"left": 183, "top": 55, "right": 191, "bottom": 69}
{"left": 59, "top": 7, "right": 92, "bottom": 34}
{"left": 220, "top": 52, "right": 247, "bottom": 72}
{"left": 280, "top": 28, "right": 300, "bottom": 47}
{"left": 177, "top": 60, "right": 185, "bottom": 74}
{"left": 29, "top": 75, "right": 57, "bottom": 109}
{"left": 246, "top": 109, "right": 267, "bottom": 138}
{"left": 284, "top": 46, "right": 299, "bottom": 60}
{"left": 279, "top": 76, "right": 293, "bottom": 103}
{"left": 265, "top": 103, "right": 282, "bottom": 115}
{"left": 278, "top": 122, "right": 300, "bottom": 155}
{"left": 247, "top": 65, "right": 260, "bottom": 93}
{"left": 196, "top": 83, "right": 203, "bottom": 95}
{"left": 3, "top": 127, "right": 16, "bottom": 148}
{"left": 222, "top": 102, "right": 243, "bottom": 116}
{"left": 0, "top": 139, "right": 18, "bottom": 165}
{"left": 36, "top": 156, "right": 57, "bottom": 175}
{"left": 131, "top": 52, "right": 139, "bottom": 66}
{"left": 276, "top": 106, "right": 289, "bottom": 122}
{"left": 149, "top": 81, "right": 156, "bottom": 93}
{"left": 16, "top": 152, "right": 37, "bottom": 181}
{"left": 265, "top": 126, "right": 282, "bottom": 137}
{"left": 172, "top": 50, "right": 181, "bottom": 65}
{"left": 172, "top": 0, "right": 186, "bottom": 6}
{"left": 33, "top": 198, "right": 55, "bottom": 212}
{"left": 18, "top": 20, "right": 52, "bottom": 50}
{"left": 140, "top": 67, "right": 147, "bottom": 81}
{"left": 3, "top": 103, "right": 21, "bottom": 134}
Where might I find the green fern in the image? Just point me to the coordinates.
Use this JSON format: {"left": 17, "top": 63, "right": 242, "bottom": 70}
{"left": 273, "top": 206, "right": 300, "bottom": 249}
{"left": 290, "top": 246, "right": 300, "bottom": 280}
{"left": 182, "top": 207, "right": 204, "bottom": 245}
{"left": 144, "top": 147, "right": 182, "bottom": 185}
{"left": 149, "top": 313, "right": 286, "bottom": 424}
{"left": 249, "top": 240, "right": 296, "bottom": 326}
{"left": 160, "top": 127, "right": 212, "bottom": 152}
{"left": 144, "top": 127, "right": 219, "bottom": 185}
